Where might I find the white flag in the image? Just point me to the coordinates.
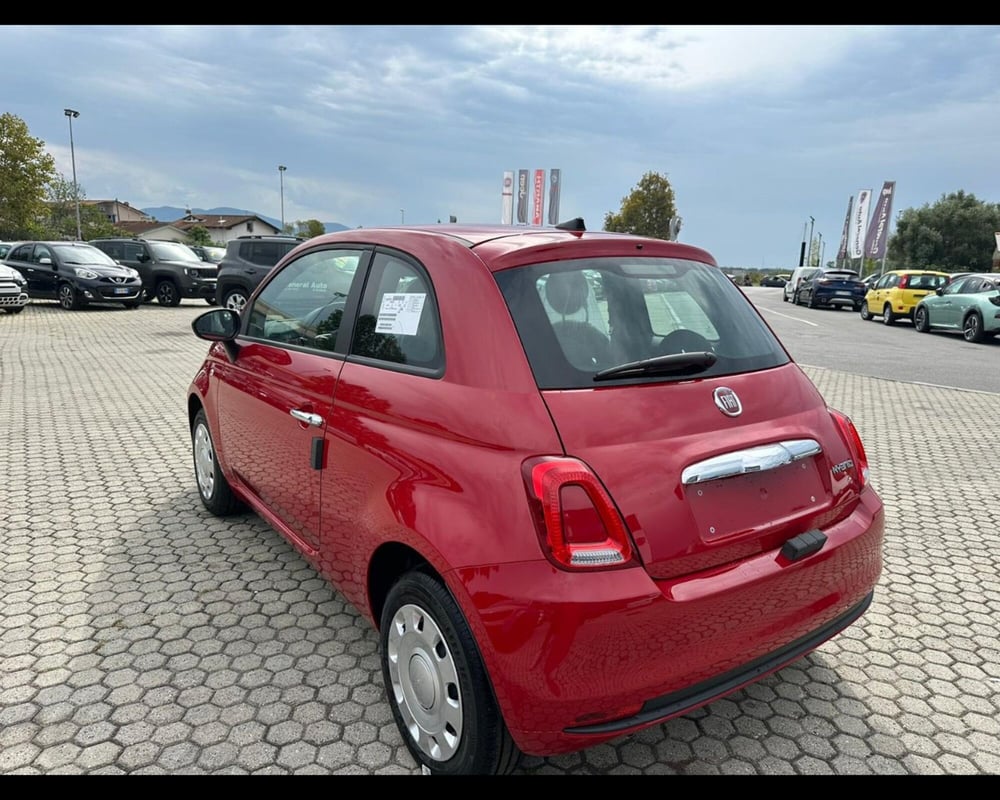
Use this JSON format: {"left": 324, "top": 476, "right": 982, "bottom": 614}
{"left": 501, "top": 171, "right": 514, "bottom": 225}
{"left": 849, "top": 188, "right": 872, "bottom": 259}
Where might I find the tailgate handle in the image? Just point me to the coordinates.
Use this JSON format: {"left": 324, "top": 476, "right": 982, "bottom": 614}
{"left": 681, "top": 439, "right": 821, "bottom": 485}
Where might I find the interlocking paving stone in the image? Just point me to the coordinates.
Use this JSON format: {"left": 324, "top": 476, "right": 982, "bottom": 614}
{"left": 2, "top": 300, "right": 1000, "bottom": 774}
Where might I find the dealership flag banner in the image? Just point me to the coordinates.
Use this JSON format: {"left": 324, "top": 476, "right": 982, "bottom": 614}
{"left": 863, "top": 181, "right": 896, "bottom": 260}
{"left": 501, "top": 171, "right": 514, "bottom": 225}
{"left": 516, "top": 170, "right": 529, "bottom": 224}
{"left": 836, "top": 195, "right": 854, "bottom": 262}
{"left": 532, "top": 169, "right": 545, "bottom": 225}
{"left": 547, "top": 169, "right": 561, "bottom": 225}
{"left": 848, "top": 188, "right": 872, "bottom": 260}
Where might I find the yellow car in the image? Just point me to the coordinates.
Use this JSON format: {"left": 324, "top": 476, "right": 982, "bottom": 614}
{"left": 859, "top": 269, "right": 952, "bottom": 325}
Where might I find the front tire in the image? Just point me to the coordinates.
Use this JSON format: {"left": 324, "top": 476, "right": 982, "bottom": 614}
{"left": 156, "top": 280, "right": 182, "bottom": 307}
{"left": 381, "top": 570, "right": 520, "bottom": 776}
{"left": 58, "top": 283, "right": 80, "bottom": 310}
{"left": 191, "top": 408, "right": 242, "bottom": 516}
{"left": 914, "top": 305, "right": 930, "bottom": 333}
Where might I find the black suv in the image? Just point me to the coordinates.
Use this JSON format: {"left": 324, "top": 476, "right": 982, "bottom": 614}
{"left": 214, "top": 235, "right": 305, "bottom": 312}
{"left": 89, "top": 238, "right": 218, "bottom": 306}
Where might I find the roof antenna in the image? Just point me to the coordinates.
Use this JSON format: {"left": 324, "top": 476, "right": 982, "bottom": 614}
{"left": 554, "top": 217, "right": 585, "bottom": 232}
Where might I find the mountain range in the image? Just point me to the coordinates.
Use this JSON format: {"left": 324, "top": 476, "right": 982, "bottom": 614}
{"left": 141, "top": 206, "right": 349, "bottom": 234}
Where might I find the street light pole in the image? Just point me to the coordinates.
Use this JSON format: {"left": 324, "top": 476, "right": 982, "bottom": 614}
{"left": 400, "top": 209, "right": 405, "bottom": 225}
{"left": 808, "top": 216, "right": 815, "bottom": 266}
{"left": 817, "top": 232, "right": 823, "bottom": 267}
{"left": 820, "top": 235, "right": 826, "bottom": 267}
{"left": 799, "top": 221, "right": 807, "bottom": 267}
{"left": 278, "top": 165, "right": 287, "bottom": 232}
{"left": 64, "top": 108, "right": 82, "bottom": 241}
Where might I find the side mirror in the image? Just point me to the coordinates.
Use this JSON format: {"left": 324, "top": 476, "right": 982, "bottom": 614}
{"left": 192, "top": 308, "right": 241, "bottom": 361}
{"left": 936, "top": 287, "right": 944, "bottom": 296}
{"left": 39, "top": 256, "right": 53, "bottom": 266}
{"left": 137, "top": 252, "right": 151, "bottom": 263}
{"left": 192, "top": 308, "right": 240, "bottom": 340}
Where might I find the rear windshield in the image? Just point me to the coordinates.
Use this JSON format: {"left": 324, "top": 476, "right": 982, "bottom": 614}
{"left": 495, "top": 256, "right": 790, "bottom": 390}
{"left": 908, "top": 274, "right": 948, "bottom": 290}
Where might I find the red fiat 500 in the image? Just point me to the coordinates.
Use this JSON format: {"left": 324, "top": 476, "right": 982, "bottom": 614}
{"left": 187, "top": 219, "right": 884, "bottom": 775}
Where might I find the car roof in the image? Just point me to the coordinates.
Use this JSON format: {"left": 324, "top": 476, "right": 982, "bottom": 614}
{"left": 883, "top": 268, "right": 951, "bottom": 274}
{"left": 302, "top": 222, "right": 717, "bottom": 273}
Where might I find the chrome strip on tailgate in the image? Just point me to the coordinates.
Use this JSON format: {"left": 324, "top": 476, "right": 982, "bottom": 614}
{"left": 681, "top": 439, "right": 822, "bottom": 485}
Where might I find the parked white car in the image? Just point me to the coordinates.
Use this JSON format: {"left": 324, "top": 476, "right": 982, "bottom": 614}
{"left": 0, "top": 261, "right": 29, "bottom": 314}
{"left": 783, "top": 265, "right": 818, "bottom": 303}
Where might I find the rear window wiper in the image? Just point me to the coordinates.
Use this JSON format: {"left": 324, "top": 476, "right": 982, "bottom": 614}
{"left": 593, "top": 352, "right": 717, "bottom": 382}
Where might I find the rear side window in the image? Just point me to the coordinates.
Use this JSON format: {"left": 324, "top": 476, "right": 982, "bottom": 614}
{"left": 496, "top": 257, "right": 789, "bottom": 390}
{"left": 349, "top": 252, "right": 443, "bottom": 373}
{"left": 240, "top": 240, "right": 296, "bottom": 266}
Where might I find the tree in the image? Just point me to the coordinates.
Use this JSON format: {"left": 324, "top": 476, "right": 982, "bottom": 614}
{"left": 0, "top": 112, "right": 57, "bottom": 239}
{"left": 42, "top": 175, "right": 125, "bottom": 240}
{"left": 187, "top": 225, "right": 213, "bottom": 246}
{"left": 888, "top": 191, "right": 1000, "bottom": 272}
{"left": 603, "top": 171, "right": 680, "bottom": 240}
{"left": 289, "top": 219, "right": 325, "bottom": 238}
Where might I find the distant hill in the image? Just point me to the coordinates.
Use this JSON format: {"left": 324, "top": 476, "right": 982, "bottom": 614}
{"left": 141, "top": 206, "right": 349, "bottom": 234}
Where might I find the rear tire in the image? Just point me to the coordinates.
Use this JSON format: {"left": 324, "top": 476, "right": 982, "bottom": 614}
{"left": 381, "top": 570, "right": 521, "bottom": 776}
{"left": 860, "top": 303, "right": 872, "bottom": 321}
{"left": 223, "top": 288, "right": 249, "bottom": 314}
{"left": 882, "top": 304, "right": 896, "bottom": 325}
{"left": 963, "top": 312, "right": 986, "bottom": 343}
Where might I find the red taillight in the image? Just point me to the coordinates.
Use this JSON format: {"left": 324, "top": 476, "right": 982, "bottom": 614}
{"left": 522, "top": 456, "right": 635, "bottom": 570}
{"left": 899, "top": 275, "right": 910, "bottom": 289}
{"left": 829, "top": 409, "right": 870, "bottom": 488}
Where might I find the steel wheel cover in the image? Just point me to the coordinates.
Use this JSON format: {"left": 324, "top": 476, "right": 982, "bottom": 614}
{"left": 225, "top": 293, "right": 247, "bottom": 312}
{"left": 386, "top": 602, "right": 463, "bottom": 763}
{"left": 193, "top": 423, "right": 216, "bottom": 499}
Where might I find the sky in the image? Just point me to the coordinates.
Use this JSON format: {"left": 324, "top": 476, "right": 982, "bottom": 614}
{"left": 5, "top": 24, "right": 1000, "bottom": 268}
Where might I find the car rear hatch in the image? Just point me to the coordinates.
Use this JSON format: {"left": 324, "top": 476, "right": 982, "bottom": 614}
{"left": 816, "top": 272, "right": 864, "bottom": 299}
{"left": 540, "top": 365, "right": 862, "bottom": 578}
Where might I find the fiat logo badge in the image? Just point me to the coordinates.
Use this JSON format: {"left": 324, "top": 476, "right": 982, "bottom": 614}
{"left": 714, "top": 387, "right": 742, "bottom": 417}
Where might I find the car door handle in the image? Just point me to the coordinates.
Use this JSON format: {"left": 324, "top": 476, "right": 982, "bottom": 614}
{"left": 290, "top": 409, "right": 324, "bottom": 427}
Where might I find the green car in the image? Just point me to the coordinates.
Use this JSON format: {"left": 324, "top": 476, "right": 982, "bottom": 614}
{"left": 913, "top": 273, "right": 1000, "bottom": 343}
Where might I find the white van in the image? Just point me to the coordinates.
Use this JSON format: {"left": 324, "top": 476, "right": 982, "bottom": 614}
{"left": 783, "top": 265, "right": 819, "bottom": 303}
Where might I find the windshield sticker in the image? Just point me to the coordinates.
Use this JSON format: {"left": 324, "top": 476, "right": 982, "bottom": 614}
{"left": 376, "top": 293, "right": 426, "bottom": 335}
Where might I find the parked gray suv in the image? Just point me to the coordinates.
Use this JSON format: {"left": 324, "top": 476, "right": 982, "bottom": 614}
{"left": 90, "top": 238, "right": 218, "bottom": 306}
{"left": 214, "top": 235, "right": 305, "bottom": 312}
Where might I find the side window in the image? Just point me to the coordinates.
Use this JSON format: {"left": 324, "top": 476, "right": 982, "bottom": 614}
{"left": 350, "top": 254, "right": 443, "bottom": 372}
{"left": 246, "top": 248, "right": 364, "bottom": 352}
{"left": 11, "top": 244, "right": 32, "bottom": 261}
{"left": 246, "top": 241, "right": 283, "bottom": 266}
{"left": 960, "top": 278, "right": 984, "bottom": 294}
{"left": 123, "top": 242, "right": 144, "bottom": 261}
{"left": 34, "top": 245, "right": 52, "bottom": 264}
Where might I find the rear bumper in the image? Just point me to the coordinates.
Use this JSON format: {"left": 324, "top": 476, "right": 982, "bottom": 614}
{"left": 453, "top": 486, "right": 884, "bottom": 757}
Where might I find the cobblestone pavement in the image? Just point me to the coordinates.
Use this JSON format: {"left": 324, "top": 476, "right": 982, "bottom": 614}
{"left": 1, "top": 300, "right": 999, "bottom": 775}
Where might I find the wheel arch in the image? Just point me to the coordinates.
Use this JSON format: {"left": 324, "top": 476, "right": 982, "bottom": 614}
{"left": 367, "top": 542, "right": 437, "bottom": 632}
